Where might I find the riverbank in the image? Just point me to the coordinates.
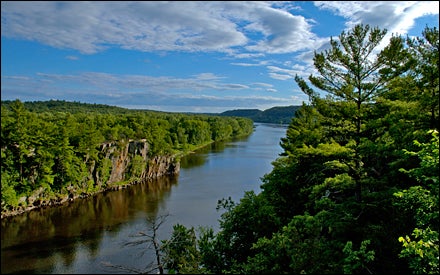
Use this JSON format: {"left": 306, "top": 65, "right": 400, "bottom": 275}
{"left": 1, "top": 122, "right": 287, "bottom": 274}
{"left": 1, "top": 166, "right": 178, "bottom": 220}
{"left": 1, "top": 177, "right": 159, "bottom": 220}
{"left": 1, "top": 133, "right": 253, "bottom": 220}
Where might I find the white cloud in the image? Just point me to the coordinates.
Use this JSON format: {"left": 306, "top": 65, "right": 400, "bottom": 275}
{"left": 1, "top": 72, "right": 295, "bottom": 113}
{"left": 251, "top": 82, "right": 274, "bottom": 88}
{"left": 237, "top": 2, "right": 320, "bottom": 54}
{"left": 267, "top": 64, "right": 313, "bottom": 80}
{"left": 231, "top": 60, "right": 269, "bottom": 67}
{"left": 306, "top": 1, "right": 438, "bottom": 73}
{"left": 2, "top": 1, "right": 435, "bottom": 58}
{"left": 1, "top": 1, "right": 248, "bottom": 54}
{"left": 65, "top": 55, "right": 79, "bottom": 60}
{"left": 1, "top": 1, "right": 437, "bottom": 113}
{"left": 0, "top": 1, "right": 319, "bottom": 55}
{"left": 314, "top": 1, "right": 439, "bottom": 36}
{"left": 268, "top": 73, "right": 292, "bottom": 81}
{"left": 229, "top": 53, "right": 266, "bottom": 59}
{"left": 193, "top": 73, "right": 225, "bottom": 81}
{"left": 1, "top": 71, "right": 269, "bottom": 102}
{"left": 266, "top": 1, "right": 439, "bottom": 83}
{"left": 221, "top": 84, "right": 250, "bottom": 90}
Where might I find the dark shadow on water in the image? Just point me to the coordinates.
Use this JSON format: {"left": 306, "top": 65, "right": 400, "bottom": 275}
{"left": 1, "top": 123, "right": 288, "bottom": 274}
{"left": 1, "top": 176, "right": 178, "bottom": 274}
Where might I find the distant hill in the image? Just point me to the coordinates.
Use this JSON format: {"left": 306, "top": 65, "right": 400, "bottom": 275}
{"left": 1, "top": 99, "right": 134, "bottom": 114}
{"left": 2, "top": 99, "right": 301, "bottom": 124}
{"left": 219, "top": 105, "right": 301, "bottom": 124}
{"left": 220, "top": 108, "right": 262, "bottom": 118}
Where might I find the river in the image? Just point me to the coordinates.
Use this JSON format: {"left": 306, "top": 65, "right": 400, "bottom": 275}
{"left": 1, "top": 122, "right": 288, "bottom": 274}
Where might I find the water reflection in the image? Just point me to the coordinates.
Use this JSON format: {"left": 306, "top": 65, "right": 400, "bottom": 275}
{"left": 180, "top": 134, "right": 252, "bottom": 169}
{"left": 1, "top": 123, "right": 287, "bottom": 274}
{"left": 1, "top": 176, "right": 177, "bottom": 274}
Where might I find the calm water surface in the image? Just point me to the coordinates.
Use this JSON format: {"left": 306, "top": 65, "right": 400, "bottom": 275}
{"left": 1, "top": 123, "right": 287, "bottom": 274}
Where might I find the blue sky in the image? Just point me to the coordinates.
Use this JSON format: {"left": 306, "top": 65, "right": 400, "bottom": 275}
{"left": 1, "top": 1, "right": 439, "bottom": 113}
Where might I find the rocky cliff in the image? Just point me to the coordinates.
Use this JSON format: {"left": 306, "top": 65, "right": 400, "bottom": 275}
{"left": 97, "top": 139, "right": 180, "bottom": 185}
{"left": 2, "top": 139, "right": 180, "bottom": 219}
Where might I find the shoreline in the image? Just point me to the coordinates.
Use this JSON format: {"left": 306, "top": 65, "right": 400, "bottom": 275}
{"left": 1, "top": 135, "right": 249, "bottom": 220}
{"left": 0, "top": 174, "right": 176, "bottom": 220}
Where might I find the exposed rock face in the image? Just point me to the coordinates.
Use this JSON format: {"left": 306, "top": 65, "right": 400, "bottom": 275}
{"left": 96, "top": 139, "right": 180, "bottom": 185}
{"left": 145, "top": 155, "right": 180, "bottom": 178}
{"left": 1, "top": 139, "right": 180, "bottom": 219}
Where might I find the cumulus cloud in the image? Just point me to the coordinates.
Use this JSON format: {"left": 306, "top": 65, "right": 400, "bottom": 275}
{"left": 2, "top": 1, "right": 435, "bottom": 58}
{"left": 314, "top": 1, "right": 438, "bottom": 32}
{"left": 1, "top": 1, "right": 320, "bottom": 55}
{"left": 1, "top": 1, "right": 437, "bottom": 112}
{"left": 314, "top": 1, "right": 439, "bottom": 49}
{"left": 265, "top": 1, "right": 439, "bottom": 83}
{"left": 3, "top": 1, "right": 437, "bottom": 52}
{"left": 1, "top": 1, "right": 246, "bottom": 54}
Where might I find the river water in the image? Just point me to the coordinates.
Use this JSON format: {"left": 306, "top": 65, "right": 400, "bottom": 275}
{"left": 1, "top": 123, "right": 287, "bottom": 274}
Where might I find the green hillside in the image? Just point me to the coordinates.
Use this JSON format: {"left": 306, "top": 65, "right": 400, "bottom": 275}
{"left": 220, "top": 105, "right": 301, "bottom": 124}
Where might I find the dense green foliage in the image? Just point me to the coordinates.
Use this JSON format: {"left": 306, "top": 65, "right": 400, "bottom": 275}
{"left": 220, "top": 105, "right": 301, "bottom": 124}
{"left": 162, "top": 24, "right": 439, "bottom": 274}
{"left": 1, "top": 100, "right": 253, "bottom": 213}
{"left": 8, "top": 99, "right": 133, "bottom": 114}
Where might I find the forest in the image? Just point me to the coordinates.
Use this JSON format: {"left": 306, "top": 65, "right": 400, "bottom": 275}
{"left": 219, "top": 105, "right": 302, "bottom": 124}
{"left": 157, "top": 24, "right": 439, "bottom": 274}
{"left": 0, "top": 100, "right": 254, "bottom": 216}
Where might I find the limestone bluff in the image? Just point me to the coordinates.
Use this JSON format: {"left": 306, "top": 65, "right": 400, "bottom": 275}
{"left": 1, "top": 139, "right": 180, "bottom": 219}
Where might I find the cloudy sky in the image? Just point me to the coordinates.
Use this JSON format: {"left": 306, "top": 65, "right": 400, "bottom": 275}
{"left": 1, "top": 1, "right": 439, "bottom": 113}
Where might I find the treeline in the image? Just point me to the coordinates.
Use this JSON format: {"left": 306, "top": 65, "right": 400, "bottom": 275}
{"left": 219, "top": 105, "right": 301, "bottom": 124}
{"left": 12, "top": 99, "right": 133, "bottom": 114}
{"left": 159, "top": 25, "right": 439, "bottom": 274}
{"left": 1, "top": 100, "right": 253, "bottom": 213}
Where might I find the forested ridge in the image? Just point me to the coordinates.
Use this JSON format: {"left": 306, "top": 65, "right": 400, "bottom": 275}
{"left": 1, "top": 100, "right": 254, "bottom": 217}
{"left": 159, "top": 24, "right": 439, "bottom": 274}
{"left": 219, "top": 105, "right": 302, "bottom": 124}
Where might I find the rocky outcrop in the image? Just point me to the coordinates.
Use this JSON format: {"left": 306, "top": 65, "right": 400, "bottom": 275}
{"left": 98, "top": 139, "right": 179, "bottom": 184}
{"left": 1, "top": 139, "right": 180, "bottom": 219}
{"left": 144, "top": 155, "right": 180, "bottom": 178}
